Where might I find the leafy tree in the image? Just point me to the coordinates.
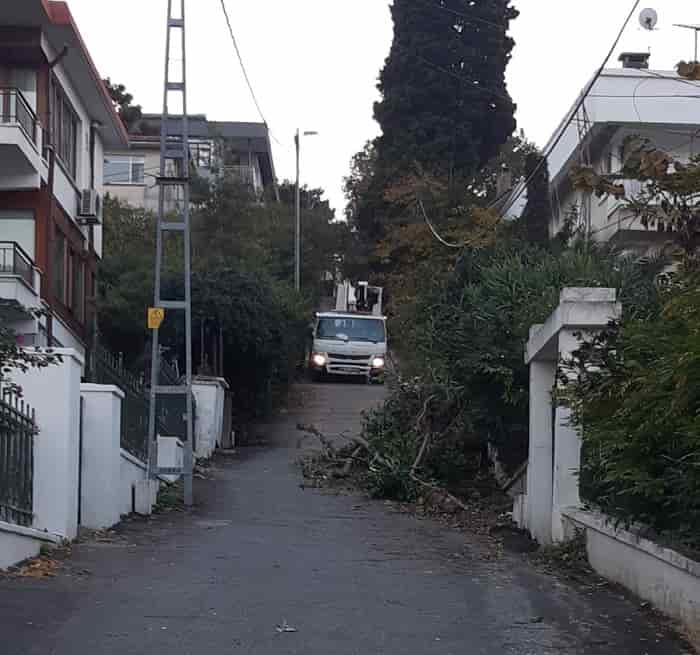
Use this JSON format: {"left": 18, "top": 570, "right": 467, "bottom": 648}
{"left": 521, "top": 151, "right": 552, "bottom": 244}
{"left": 0, "top": 313, "right": 61, "bottom": 394}
{"left": 103, "top": 78, "right": 143, "bottom": 132}
{"left": 373, "top": 0, "right": 518, "bottom": 188}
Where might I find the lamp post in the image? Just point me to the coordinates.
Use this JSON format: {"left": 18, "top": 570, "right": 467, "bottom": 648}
{"left": 295, "top": 129, "right": 318, "bottom": 292}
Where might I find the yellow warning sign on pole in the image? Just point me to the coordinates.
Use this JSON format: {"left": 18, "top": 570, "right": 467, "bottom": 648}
{"left": 148, "top": 307, "right": 165, "bottom": 329}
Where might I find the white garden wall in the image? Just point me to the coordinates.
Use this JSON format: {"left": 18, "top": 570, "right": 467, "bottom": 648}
{"left": 80, "top": 384, "right": 123, "bottom": 529}
{"left": 564, "top": 508, "right": 700, "bottom": 646}
{"left": 515, "top": 289, "right": 700, "bottom": 645}
{"left": 192, "top": 377, "right": 228, "bottom": 459}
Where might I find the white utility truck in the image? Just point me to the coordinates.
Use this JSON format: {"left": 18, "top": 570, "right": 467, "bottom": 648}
{"left": 308, "top": 281, "right": 387, "bottom": 383}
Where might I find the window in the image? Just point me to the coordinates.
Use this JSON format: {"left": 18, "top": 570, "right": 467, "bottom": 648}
{"left": 104, "top": 156, "right": 146, "bottom": 185}
{"left": 189, "top": 140, "right": 213, "bottom": 169}
{"left": 0, "top": 210, "right": 35, "bottom": 260}
{"left": 53, "top": 229, "right": 66, "bottom": 303}
{"left": 51, "top": 78, "right": 79, "bottom": 179}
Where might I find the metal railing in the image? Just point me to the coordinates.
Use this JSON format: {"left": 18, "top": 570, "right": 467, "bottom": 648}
{"left": 0, "top": 87, "right": 37, "bottom": 144}
{"left": 0, "top": 393, "right": 36, "bottom": 527}
{"left": 0, "top": 241, "right": 34, "bottom": 289}
{"left": 223, "top": 164, "right": 261, "bottom": 190}
{"left": 91, "top": 345, "right": 194, "bottom": 461}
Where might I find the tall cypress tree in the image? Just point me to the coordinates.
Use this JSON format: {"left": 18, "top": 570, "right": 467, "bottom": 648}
{"left": 374, "top": 0, "right": 518, "bottom": 182}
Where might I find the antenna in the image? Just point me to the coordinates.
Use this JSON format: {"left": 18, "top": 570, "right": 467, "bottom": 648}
{"left": 639, "top": 8, "right": 658, "bottom": 31}
{"left": 674, "top": 23, "right": 700, "bottom": 63}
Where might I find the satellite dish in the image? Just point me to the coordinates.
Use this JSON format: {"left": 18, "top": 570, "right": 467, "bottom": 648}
{"left": 639, "top": 8, "right": 658, "bottom": 31}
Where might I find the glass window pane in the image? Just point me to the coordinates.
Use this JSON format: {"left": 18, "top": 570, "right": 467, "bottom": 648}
{"left": 104, "top": 158, "right": 131, "bottom": 184}
{"left": 131, "top": 159, "right": 145, "bottom": 184}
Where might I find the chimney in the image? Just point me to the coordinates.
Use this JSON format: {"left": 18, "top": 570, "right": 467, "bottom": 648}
{"left": 618, "top": 52, "right": 651, "bottom": 69}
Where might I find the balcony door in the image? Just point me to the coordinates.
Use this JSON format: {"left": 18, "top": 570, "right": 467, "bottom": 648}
{"left": 0, "top": 210, "right": 35, "bottom": 260}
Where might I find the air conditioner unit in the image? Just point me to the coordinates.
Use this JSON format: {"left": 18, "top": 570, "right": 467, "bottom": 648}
{"left": 78, "top": 189, "right": 101, "bottom": 225}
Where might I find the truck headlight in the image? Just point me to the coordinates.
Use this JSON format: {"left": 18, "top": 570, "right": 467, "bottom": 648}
{"left": 311, "top": 353, "right": 327, "bottom": 367}
{"left": 371, "top": 356, "right": 385, "bottom": 369}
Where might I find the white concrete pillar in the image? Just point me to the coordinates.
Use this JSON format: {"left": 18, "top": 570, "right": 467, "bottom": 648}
{"left": 552, "top": 329, "right": 585, "bottom": 542}
{"left": 11, "top": 349, "right": 84, "bottom": 539}
{"left": 526, "top": 359, "right": 556, "bottom": 545}
{"left": 79, "top": 384, "right": 124, "bottom": 530}
{"left": 192, "top": 377, "right": 228, "bottom": 458}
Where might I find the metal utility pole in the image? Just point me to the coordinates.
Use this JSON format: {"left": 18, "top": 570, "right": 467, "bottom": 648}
{"left": 147, "top": 0, "right": 194, "bottom": 506}
{"left": 294, "top": 129, "right": 318, "bottom": 293}
{"left": 295, "top": 129, "right": 300, "bottom": 293}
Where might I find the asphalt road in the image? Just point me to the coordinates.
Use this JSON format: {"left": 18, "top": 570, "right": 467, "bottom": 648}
{"left": 0, "top": 380, "right": 692, "bottom": 655}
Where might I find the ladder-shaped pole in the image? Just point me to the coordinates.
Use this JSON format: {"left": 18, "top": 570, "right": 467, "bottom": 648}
{"left": 147, "top": 0, "right": 194, "bottom": 506}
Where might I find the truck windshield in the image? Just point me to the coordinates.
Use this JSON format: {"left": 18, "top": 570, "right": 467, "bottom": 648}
{"left": 316, "top": 317, "right": 386, "bottom": 343}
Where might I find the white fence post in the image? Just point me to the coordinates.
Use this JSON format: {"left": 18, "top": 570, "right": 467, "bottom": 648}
{"left": 80, "top": 384, "right": 124, "bottom": 529}
{"left": 519, "top": 288, "right": 621, "bottom": 544}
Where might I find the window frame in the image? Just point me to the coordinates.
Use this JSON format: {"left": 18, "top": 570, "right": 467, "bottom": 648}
{"left": 103, "top": 155, "right": 146, "bottom": 185}
{"left": 50, "top": 76, "right": 79, "bottom": 180}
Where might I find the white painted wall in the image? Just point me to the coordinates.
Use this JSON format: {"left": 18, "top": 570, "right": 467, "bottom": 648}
{"left": 565, "top": 508, "right": 700, "bottom": 648}
{"left": 158, "top": 436, "right": 184, "bottom": 484}
{"left": 119, "top": 449, "right": 147, "bottom": 517}
{"left": 0, "top": 125, "right": 44, "bottom": 190}
{"left": 80, "top": 384, "right": 124, "bottom": 530}
{"left": 0, "top": 521, "right": 60, "bottom": 570}
{"left": 10, "top": 348, "right": 84, "bottom": 540}
{"left": 192, "top": 377, "right": 228, "bottom": 459}
{"left": 51, "top": 312, "right": 86, "bottom": 362}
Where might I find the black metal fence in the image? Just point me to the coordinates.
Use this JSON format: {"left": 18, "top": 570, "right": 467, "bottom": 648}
{"left": 0, "top": 393, "right": 36, "bottom": 528}
{"left": 0, "top": 87, "right": 37, "bottom": 144}
{"left": 0, "top": 241, "right": 34, "bottom": 289}
{"left": 92, "top": 345, "right": 193, "bottom": 462}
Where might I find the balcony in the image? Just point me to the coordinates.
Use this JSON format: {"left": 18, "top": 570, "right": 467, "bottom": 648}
{"left": 594, "top": 179, "right": 671, "bottom": 250}
{"left": 0, "top": 242, "right": 41, "bottom": 318}
{"left": 0, "top": 88, "right": 45, "bottom": 189}
{"left": 223, "top": 164, "right": 262, "bottom": 193}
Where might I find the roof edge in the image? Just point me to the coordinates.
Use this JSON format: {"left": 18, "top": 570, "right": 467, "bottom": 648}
{"left": 45, "top": 1, "right": 129, "bottom": 147}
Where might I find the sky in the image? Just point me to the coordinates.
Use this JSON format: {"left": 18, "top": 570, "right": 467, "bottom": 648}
{"left": 65, "top": 0, "right": 698, "bottom": 217}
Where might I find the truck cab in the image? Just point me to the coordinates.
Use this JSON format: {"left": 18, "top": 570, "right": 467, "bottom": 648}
{"left": 308, "top": 281, "right": 387, "bottom": 383}
{"left": 309, "top": 312, "right": 387, "bottom": 382}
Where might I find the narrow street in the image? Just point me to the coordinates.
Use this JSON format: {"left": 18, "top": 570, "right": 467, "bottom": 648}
{"left": 0, "top": 382, "right": 690, "bottom": 655}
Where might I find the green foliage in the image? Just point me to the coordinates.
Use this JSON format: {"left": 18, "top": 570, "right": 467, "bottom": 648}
{"left": 365, "top": 233, "right": 664, "bottom": 503}
{"left": 374, "top": 0, "right": 517, "bottom": 184}
{"left": 102, "top": 78, "right": 142, "bottom": 132}
{"left": 0, "top": 310, "right": 61, "bottom": 394}
{"left": 521, "top": 151, "right": 552, "bottom": 245}
{"left": 99, "top": 176, "right": 344, "bottom": 419}
{"left": 559, "top": 268, "right": 700, "bottom": 550}
{"left": 362, "top": 378, "right": 479, "bottom": 501}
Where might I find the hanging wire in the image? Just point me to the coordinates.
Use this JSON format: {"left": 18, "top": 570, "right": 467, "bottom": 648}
{"left": 219, "top": 0, "right": 269, "bottom": 126}
{"left": 499, "top": 0, "right": 643, "bottom": 218}
{"left": 418, "top": 199, "right": 465, "bottom": 249}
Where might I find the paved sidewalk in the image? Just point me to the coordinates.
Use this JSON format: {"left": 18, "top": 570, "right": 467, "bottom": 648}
{"left": 0, "top": 381, "right": 691, "bottom": 654}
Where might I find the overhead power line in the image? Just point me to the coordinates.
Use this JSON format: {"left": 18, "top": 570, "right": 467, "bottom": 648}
{"left": 219, "top": 0, "right": 268, "bottom": 127}
{"left": 419, "top": 199, "right": 465, "bottom": 249}
{"left": 414, "top": 0, "right": 508, "bottom": 31}
{"left": 395, "top": 43, "right": 514, "bottom": 104}
{"left": 499, "top": 0, "right": 642, "bottom": 218}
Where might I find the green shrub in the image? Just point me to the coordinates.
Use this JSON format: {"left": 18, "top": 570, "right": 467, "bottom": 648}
{"left": 364, "top": 235, "right": 663, "bottom": 501}
{"left": 560, "top": 270, "right": 700, "bottom": 550}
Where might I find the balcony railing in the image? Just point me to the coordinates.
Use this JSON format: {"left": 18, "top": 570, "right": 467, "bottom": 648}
{"left": 0, "top": 87, "right": 37, "bottom": 145}
{"left": 224, "top": 164, "right": 261, "bottom": 190}
{"left": 0, "top": 242, "right": 34, "bottom": 289}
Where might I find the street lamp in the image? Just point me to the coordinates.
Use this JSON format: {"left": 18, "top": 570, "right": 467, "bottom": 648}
{"left": 295, "top": 129, "right": 319, "bottom": 292}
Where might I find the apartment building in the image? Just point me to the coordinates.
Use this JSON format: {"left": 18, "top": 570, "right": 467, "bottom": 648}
{"left": 0, "top": 0, "right": 128, "bottom": 359}
{"left": 104, "top": 114, "right": 278, "bottom": 212}
{"left": 501, "top": 53, "right": 700, "bottom": 253}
